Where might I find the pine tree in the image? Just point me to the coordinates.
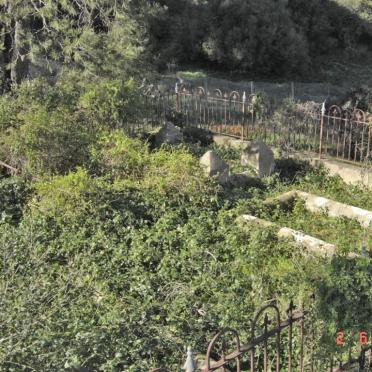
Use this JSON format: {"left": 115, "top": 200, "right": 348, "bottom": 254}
{"left": 0, "top": 0, "right": 145, "bottom": 91}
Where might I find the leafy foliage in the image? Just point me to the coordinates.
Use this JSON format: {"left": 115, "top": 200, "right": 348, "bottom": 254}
{"left": 0, "top": 176, "right": 30, "bottom": 224}
{"left": 142, "top": 0, "right": 372, "bottom": 77}
{"left": 1, "top": 130, "right": 371, "bottom": 370}
{"left": 0, "top": 0, "right": 145, "bottom": 89}
{"left": 0, "top": 3, "right": 372, "bottom": 369}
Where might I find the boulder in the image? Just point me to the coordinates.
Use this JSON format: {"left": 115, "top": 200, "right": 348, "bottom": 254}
{"left": 241, "top": 140, "right": 275, "bottom": 178}
{"left": 154, "top": 122, "right": 183, "bottom": 146}
{"left": 200, "top": 150, "right": 229, "bottom": 184}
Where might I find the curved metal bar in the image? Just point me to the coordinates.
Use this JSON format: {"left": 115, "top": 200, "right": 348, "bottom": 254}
{"left": 205, "top": 328, "right": 241, "bottom": 371}
{"left": 179, "top": 83, "right": 188, "bottom": 94}
{"left": 250, "top": 301, "right": 281, "bottom": 372}
{"left": 229, "top": 91, "right": 240, "bottom": 101}
{"left": 248, "top": 94, "right": 257, "bottom": 101}
{"left": 327, "top": 105, "right": 342, "bottom": 118}
{"left": 197, "top": 86, "right": 206, "bottom": 96}
{"left": 353, "top": 109, "right": 367, "bottom": 123}
{"left": 214, "top": 89, "right": 223, "bottom": 98}
{"left": 251, "top": 301, "right": 281, "bottom": 338}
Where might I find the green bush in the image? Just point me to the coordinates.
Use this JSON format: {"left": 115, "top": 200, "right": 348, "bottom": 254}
{"left": 1, "top": 107, "right": 94, "bottom": 176}
{"left": 0, "top": 195, "right": 313, "bottom": 371}
{"left": 0, "top": 176, "right": 30, "bottom": 224}
{"left": 203, "top": 0, "right": 310, "bottom": 75}
{"left": 79, "top": 78, "right": 142, "bottom": 129}
{"left": 90, "top": 130, "right": 149, "bottom": 179}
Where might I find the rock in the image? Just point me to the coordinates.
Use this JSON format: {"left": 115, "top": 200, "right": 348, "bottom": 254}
{"left": 155, "top": 122, "right": 183, "bottom": 146}
{"left": 241, "top": 140, "right": 275, "bottom": 178}
{"left": 200, "top": 150, "right": 229, "bottom": 184}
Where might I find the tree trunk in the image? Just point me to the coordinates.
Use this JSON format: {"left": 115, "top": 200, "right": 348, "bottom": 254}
{"left": 11, "top": 17, "right": 30, "bottom": 84}
{"left": 0, "top": 2, "right": 14, "bottom": 92}
{"left": 0, "top": 1, "right": 30, "bottom": 90}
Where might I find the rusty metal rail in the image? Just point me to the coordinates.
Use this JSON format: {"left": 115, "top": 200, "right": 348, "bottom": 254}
{"left": 150, "top": 299, "right": 372, "bottom": 372}
{"left": 204, "top": 301, "right": 305, "bottom": 372}
{"left": 140, "top": 86, "right": 371, "bottom": 166}
{"left": 333, "top": 344, "right": 372, "bottom": 371}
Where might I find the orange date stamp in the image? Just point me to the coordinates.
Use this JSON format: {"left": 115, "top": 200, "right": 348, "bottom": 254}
{"left": 336, "top": 331, "right": 371, "bottom": 346}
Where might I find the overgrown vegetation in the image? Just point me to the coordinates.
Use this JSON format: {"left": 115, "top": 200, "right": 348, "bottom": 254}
{"left": 1, "top": 0, "right": 372, "bottom": 89}
{"left": 144, "top": 0, "right": 372, "bottom": 77}
{"left": 0, "top": 1, "right": 371, "bottom": 370}
{"left": 0, "top": 78, "right": 371, "bottom": 370}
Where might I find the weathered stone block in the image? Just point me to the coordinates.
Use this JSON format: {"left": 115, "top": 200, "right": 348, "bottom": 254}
{"left": 200, "top": 150, "right": 229, "bottom": 184}
{"left": 154, "top": 122, "right": 183, "bottom": 146}
{"left": 241, "top": 140, "right": 275, "bottom": 178}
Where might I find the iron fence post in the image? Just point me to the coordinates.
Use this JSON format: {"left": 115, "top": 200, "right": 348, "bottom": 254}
{"left": 319, "top": 101, "right": 326, "bottom": 159}
{"left": 175, "top": 82, "right": 180, "bottom": 112}
{"left": 287, "top": 300, "right": 294, "bottom": 372}
{"left": 242, "top": 91, "right": 246, "bottom": 141}
{"left": 300, "top": 303, "right": 304, "bottom": 372}
{"left": 183, "top": 346, "right": 197, "bottom": 372}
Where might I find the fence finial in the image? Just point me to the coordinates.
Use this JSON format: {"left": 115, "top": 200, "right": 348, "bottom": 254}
{"left": 321, "top": 100, "right": 326, "bottom": 116}
{"left": 183, "top": 346, "right": 197, "bottom": 372}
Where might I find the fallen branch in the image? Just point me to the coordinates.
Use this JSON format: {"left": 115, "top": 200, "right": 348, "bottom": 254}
{"left": 0, "top": 160, "right": 18, "bottom": 174}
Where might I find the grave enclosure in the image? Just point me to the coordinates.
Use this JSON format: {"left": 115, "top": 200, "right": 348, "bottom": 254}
{"left": 147, "top": 119, "right": 372, "bottom": 371}
{"left": 138, "top": 85, "right": 372, "bottom": 167}
{"left": 142, "top": 84, "right": 372, "bottom": 370}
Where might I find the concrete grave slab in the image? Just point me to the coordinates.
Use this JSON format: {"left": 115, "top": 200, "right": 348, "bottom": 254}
{"left": 237, "top": 214, "right": 359, "bottom": 258}
{"left": 265, "top": 190, "right": 372, "bottom": 228}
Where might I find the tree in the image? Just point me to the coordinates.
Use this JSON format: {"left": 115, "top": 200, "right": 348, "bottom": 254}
{"left": 203, "top": 0, "right": 310, "bottom": 76}
{"left": 0, "top": 0, "right": 145, "bottom": 91}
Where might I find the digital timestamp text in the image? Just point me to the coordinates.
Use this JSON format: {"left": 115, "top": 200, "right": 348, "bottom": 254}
{"left": 336, "top": 331, "right": 371, "bottom": 346}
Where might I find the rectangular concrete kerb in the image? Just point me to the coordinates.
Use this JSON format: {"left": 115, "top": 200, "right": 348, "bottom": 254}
{"left": 266, "top": 190, "right": 372, "bottom": 229}
{"left": 238, "top": 215, "right": 336, "bottom": 257}
{"left": 237, "top": 214, "right": 359, "bottom": 258}
{"left": 277, "top": 227, "right": 337, "bottom": 258}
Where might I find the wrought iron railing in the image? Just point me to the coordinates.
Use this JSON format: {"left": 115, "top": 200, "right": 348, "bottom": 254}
{"left": 150, "top": 300, "right": 372, "bottom": 372}
{"left": 139, "top": 86, "right": 372, "bottom": 165}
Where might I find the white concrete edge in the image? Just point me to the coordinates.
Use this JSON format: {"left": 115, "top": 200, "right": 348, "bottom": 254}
{"left": 238, "top": 214, "right": 360, "bottom": 258}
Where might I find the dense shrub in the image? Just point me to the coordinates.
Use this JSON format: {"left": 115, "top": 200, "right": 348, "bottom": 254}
{"left": 0, "top": 74, "right": 145, "bottom": 176}
{"left": 1, "top": 107, "right": 94, "bottom": 176}
{"left": 144, "top": 0, "right": 372, "bottom": 77}
{"left": 0, "top": 176, "right": 30, "bottom": 224}
{"left": 79, "top": 78, "right": 143, "bottom": 129}
{"left": 203, "top": 0, "right": 310, "bottom": 75}
{"left": 1, "top": 139, "right": 371, "bottom": 370}
{"left": 0, "top": 191, "right": 314, "bottom": 371}
{"left": 89, "top": 130, "right": 150, "bottom": 179}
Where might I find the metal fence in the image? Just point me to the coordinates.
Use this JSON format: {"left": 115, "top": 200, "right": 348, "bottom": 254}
{"left": 141, "top": 86, "right": 372, "bottom": 165}
{"left": 203, "top": 301, "right": 306, "bottom": 372}
{"left": 150, "top": 300, "right": 372, "bottom": 372}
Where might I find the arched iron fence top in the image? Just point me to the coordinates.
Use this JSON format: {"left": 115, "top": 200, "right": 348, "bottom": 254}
{"left": 197, "top": 86, "right": 206, "bottom": 96}
{"left": 229, "top": 91, "right": 240, "bottom": 101}
{"left": 178, "top": 83, "right": 189, "bottom": 94}
{"left": 353, "top": 108, "right": 367, "bottom": 123}
{"left": 213, "top": 88, "right": 223, "bottom": 98}
{"left": 250, "top": 300, "right": 281, "bottom": 339}
{"left": 328, "top": 105, "right": 342, "bottom": 117}
{"left": 205, "top": 328, "right": 241, "bottom": 372}
{"left": 248, "top": 93, "right": 257, "bottom": 102}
